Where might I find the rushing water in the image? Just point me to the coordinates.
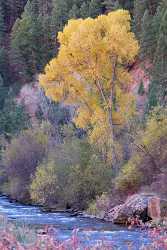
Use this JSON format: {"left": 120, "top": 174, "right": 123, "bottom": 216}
{"left": 0, "top": 195, "right": 152, "bottom": 249}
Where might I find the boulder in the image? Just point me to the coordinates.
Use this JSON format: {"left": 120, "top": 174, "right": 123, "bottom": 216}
{"left": 160, "top": 199, "right": 167, "bottom": 218}
{"left": 148, "top": 197, "right": 161, "bottom": 220}
{"left": 104, "top": 193, "right": 159, "bottom": 224}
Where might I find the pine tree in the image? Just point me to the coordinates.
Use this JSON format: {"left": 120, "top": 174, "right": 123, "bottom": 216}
{"left": 51, "top": 0, "right": 69, "bottom": 32}
{"left": 10, "top": 0, "right": 54, "bottom": 82}
{"left": 0, "top": 3, "right": 5, "bottom": 45}
{"left": 120, "top": 0, "right": 134, "bottom": 11}
{"left": 103, "top": 0, "right": 120, "bottom": 12}
{"left": 68, "top": 4, "right": 79, "bottom": 19}
{"left": 0, "top": 2, "right": 10, "bottom": 85}
{"left": 134, "top": 0, "right": 160, "bottom": 57}
{"left": 80, "top": 2, "right": 89, "bottom": 18}
{"left": 26, "top": 0, "right": 39, "bottom": 17}
{"left": 140, "top": 9, "right": 156, "bottom": 60}
{"left": 138, "top": 81, "right": 145, "bottom": 96}
{"left": 148, "top": 0, "right": 167, "bottom": 108}
{"left": 38, "top": 0, "right": 52, "bottom": 16}
{"left": 134, "top": 0, "right": 147, "bottom": 38}
{"left": 8, "top": 0, "right": 28, "bottom": 29}
{"left": 89, "top": 0, "right": 102, "bottom": 18}
{"left": 0, "top": 74, "right": 8, "bottom": 109}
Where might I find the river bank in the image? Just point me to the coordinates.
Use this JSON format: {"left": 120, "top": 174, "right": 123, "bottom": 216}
{"left": 0, "top": 195, "right": 155, "bottom": 249}
{"left": 4, "top": 192, "right": 167, "bottom": 227}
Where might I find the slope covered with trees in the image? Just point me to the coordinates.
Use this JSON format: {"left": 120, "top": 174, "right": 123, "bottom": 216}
{"left": 0, "top": 0, "right": 166, "bottom": 215}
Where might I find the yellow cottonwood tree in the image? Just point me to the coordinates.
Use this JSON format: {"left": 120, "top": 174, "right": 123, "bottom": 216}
{"left": 39, "top": 10, "right": 139, "bottom": 171}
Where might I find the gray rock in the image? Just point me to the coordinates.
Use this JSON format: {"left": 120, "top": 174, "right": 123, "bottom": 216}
{"left": 104, "top": 193, "right": 158, "bottom": 224}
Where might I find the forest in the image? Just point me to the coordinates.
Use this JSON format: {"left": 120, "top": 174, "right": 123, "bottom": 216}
{"left": 0, "top": 0, "right": 166, "bottom": 237}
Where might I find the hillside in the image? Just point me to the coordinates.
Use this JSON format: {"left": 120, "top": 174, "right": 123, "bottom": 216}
{"left": 0, "top": 0, "right": 166, "bottom": 240}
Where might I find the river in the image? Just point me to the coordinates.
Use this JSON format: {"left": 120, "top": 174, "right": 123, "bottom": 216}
{"left": 0, "top": 195, "right": 152, "bottom": 249}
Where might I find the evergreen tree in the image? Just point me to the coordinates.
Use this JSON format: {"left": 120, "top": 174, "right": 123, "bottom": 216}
{"left": 103, "top": 0, "right": 120, "bottom": 12}
{"left": 103, "top": 0, "right": 134, "bottom": 12}
{"left": 134, "top": 0, "right": 147, "bottom": 38}
{"left": 0, "top": 3, "right": 5, "bottom": 45}
{"left": 8, "top": 0, "right": 28, "bottom": 29}
{"left": 138, "top": 81, "right": 145, "bottom": 96}
{"left": 134, "top": 0, "right": 160, "bottom": 56}
{"left": 148, "top": 0, "right": 167, "bottom": 108}
{"left": 119, "top": 0, "right": 134, "bottom": 11}
{"left": 10, "top": 0, "right": 53, "bottom": 82}
{"left": 51, "top": 0, "right": 69, "bottom": 32}
{"left": 89, "top": 0, "right": 102, "bottom": 18}
{"left": 140, "top": 10, "right": 157, "bottom": 60}
{"left": 0, "top": 75, "right": 8, "bottom": 109}
{"left": 68, "top": 4, "right": 80, "bottom": 19}
{"left": 0, "top": 3, "right": 11, "bottom": 86}
{"left": 80, "top": 2, "right": 89, "bottom": 18}
{"left": 0, "top": 78, "right": 29, "bottom": 138}
{"left": 0, "top": 98, "right": 30, "bottom": 137}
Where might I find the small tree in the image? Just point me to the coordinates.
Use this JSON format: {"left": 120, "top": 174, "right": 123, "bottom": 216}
{"left": 31, "top": 161, "right": 60, "bottom": 206}
{"left": 4, "top": 125, "right": 49, "bottom": 201}
{"left": 138, "top": 81, "right": 145, "bottom": 96}
{"left": 116, "top": 107, "right": 167, "bottom": 194}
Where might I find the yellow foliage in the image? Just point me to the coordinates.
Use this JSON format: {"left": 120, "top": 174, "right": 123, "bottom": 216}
{"left": 116, "top": 107, "right": 167, "bottom": 193}
{"left": 39, "top": 10, "right": 139, "bottom": 157}
{"left": 139, "top": 107, "right": 167, "bottom": 148}
{"left": 31, "top": 161, "right": 58, "bottom": 205}
{"left": 115, "top": 156, "right": 142, "bottom": 193}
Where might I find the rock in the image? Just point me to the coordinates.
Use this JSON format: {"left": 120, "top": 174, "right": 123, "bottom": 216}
{"left": 41, "top": 207, "right": 58, "bottom": 213}
{"left": 69, "top": 211, "right": 83, "bottom": 217}
{"left": 104, "top": 193, "right": 158, "bottom": 224}
{"left": 105, "top": 204, "right": 123, "bottom": 223}
{"left": 160, "top": 199, "right": 167, "bottom": 218}
{"left": 148, "top": 197, "right": 161, "bottom": 221}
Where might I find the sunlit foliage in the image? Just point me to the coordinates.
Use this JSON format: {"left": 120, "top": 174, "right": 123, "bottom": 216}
{"left": 116, "top": 107, "right": 167, "bottom": 194}
{"left": 40, "top": 10, "right": 139, "bottom": 168}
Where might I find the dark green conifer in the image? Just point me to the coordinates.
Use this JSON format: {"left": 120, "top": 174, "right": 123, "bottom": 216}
{"left": 148, "top": 0, "right": 167, "bottom": 108}
{"left": 80, "top": 2, "right": 89, "bottom": 18}
{"left": 10, "top": 0, "right": 53, "bottom": 82}
{"left": 138, "top": 81, "right": 145, "bottom": 96}
{"left": 88, "top": 0, "right": 102, "bottom": 18}
{"left": 68, "top": 4, "right": 80, "bottom": 19}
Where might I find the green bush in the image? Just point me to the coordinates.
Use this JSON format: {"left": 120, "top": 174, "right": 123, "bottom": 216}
{"left": 31, "top": 161, "right": 60, "bottom": 206}
{"left": 65, "top": 156, "right": 112, "bottom": 209}
{"left": 30, "top": 135, "right": 113, "bottom": 209}
{"left": 115, "top": 158, "right": 142, "bottom": 194}
{"left": 87, "top": 193, "right": 110, "bottom": 218}
{"left": 115, "top": 107, "right": 167, "bottom": 195}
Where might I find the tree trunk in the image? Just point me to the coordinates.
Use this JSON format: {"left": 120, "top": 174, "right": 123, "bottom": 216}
{"left": 108, "top": 55, "right": 118, "bottom": 176}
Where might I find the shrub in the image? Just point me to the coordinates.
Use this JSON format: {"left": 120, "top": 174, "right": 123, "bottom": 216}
{"left": 30, "top": 134, "right": 113, "bottom": 209}
{"left": 31, "top": 161, "right": 61, "bottom": 206}
{"left": 115, "top": 157, "right": 143, "bottom": 195}
{"left": 87, "top": 193, "right": 110, "bottom": 218}
{"left": 3, "top": 124, "right": 49, "bottom": 202}
{"left": 65, "top": 157, "right": 113, "bottom": 209}
{"left": 115, "top": 107, "right": 167, "bottom": 195}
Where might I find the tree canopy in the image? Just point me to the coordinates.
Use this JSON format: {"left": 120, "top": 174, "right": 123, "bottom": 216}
{"left": 40, "top": 10, "right": 139, "bottom": 169}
